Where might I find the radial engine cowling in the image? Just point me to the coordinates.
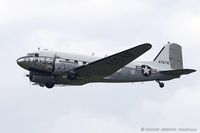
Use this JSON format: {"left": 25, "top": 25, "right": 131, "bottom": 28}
{"left": 30, "top": 73, "right": 54, "bottom": 83}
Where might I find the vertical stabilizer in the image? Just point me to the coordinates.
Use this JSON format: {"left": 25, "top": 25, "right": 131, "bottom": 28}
{"left": 153, "top": 43, "right": 183, "bottom": 70}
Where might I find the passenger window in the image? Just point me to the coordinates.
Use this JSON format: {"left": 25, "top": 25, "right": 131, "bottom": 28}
{"left": 74, "top": 60, "right": 78, "bottom": 64}
{"left": 35, "top": 53, "right": 39, "bottom": 57}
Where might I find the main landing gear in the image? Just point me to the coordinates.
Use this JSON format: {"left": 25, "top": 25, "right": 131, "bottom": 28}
{"left": 45, "top": 82, "right": 55, "bottom": 89}
{"left": 156, "top": 80, "right": 164, "bottom": 88}
{"left": 38, "top": 82, "right": 54, "bottom": 89}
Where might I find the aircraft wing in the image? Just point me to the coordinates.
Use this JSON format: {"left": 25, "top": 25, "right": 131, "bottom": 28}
{"left": 75, "top": 43, "right": 152, "bottom": 77}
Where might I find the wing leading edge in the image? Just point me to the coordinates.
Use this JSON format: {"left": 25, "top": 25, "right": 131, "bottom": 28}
{"left": 75, "top": 43, "right": 152, "bottom": 77}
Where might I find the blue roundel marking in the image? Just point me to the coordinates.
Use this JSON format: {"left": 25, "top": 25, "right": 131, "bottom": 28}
{"left": 141, "top": 65, "right": 152, "bottom": 77}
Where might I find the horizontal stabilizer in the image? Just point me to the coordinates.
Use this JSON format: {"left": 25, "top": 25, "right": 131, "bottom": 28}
{"left": 160, "top": 69, "right": 196, "bottom": 76}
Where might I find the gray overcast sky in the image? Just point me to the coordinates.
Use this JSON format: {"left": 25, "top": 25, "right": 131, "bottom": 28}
{"left": 0, "top": 0, "right": 200, "bottom": 133}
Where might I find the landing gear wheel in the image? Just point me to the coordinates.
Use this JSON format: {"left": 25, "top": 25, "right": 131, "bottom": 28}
{"left": 39, "top": 83, "right": 45, "bottom": 87}
{"left": 45, "top": 82, "right": 55, "bottom": 89}
{"left": 156, "top": 80, "right": 165, "bottom": 88}
{"left": 159, "top": 82, "right": 164, "bottom": 88}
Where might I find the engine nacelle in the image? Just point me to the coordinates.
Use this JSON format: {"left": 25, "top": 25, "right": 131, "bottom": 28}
{"left": 30, "top": 73, "right": 53, "bottom": 83}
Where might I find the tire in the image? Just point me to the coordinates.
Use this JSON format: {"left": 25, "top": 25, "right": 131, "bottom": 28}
{"left": 159, "top": 83, "right": 164, "bottom": 88}
{"left": 45, "top": 82, "right": 55, "bottom": 89}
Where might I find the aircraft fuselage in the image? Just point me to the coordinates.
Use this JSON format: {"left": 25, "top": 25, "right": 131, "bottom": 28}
{"left": 17, "top": 50, "right": 176, "bottom": 87}
{"left": 17, "top": 43, "right": 196, "bottom": 88}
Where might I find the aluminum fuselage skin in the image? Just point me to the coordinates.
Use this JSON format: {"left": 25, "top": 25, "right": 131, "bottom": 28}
{"left": 17, "top": 50, "right": 178, "bottom": 86}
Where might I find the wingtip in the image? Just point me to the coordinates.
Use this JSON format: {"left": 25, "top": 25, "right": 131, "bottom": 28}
{"left": 142, "top": 43, "right": 152, "bottom": 49}
{"left": 146, "top": 43, "right": 152, "bottom": 46}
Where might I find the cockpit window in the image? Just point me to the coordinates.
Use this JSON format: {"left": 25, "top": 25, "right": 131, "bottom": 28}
{"left": 27, "top": 53, "right": 39, "bottom": 57}
{"left": 27, "top": 53, "right": 34, "bottom": 56}
{"left": 35, "top": 53, "right": 39, "bottom": 57}
{"left": 74, "top": 60, "right": 78, "bottom": 64}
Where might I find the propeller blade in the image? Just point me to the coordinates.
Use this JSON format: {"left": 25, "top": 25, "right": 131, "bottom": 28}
{"left": 52, "top": 54, "right": 57, "bottom": 72}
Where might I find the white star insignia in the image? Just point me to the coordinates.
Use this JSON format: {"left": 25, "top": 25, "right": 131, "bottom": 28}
{"left": 143, "top": 66, "right": 151, "bottom": 75}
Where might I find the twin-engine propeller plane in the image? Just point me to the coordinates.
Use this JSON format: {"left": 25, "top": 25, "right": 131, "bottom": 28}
{"left": 17, "top": 42, "right": 196, "bottom": 89}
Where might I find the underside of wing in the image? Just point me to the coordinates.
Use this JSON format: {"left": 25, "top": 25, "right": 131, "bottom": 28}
{"left": 75, "top": 43, "right": 152, "bottom": 77}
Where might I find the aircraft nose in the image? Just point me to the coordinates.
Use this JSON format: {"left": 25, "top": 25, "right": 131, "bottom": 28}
{"left": 17, "top": 58, "right": 24, "bottom": 65}
{"left": 17, "top": 57, "right": 30, "bottom": 70}
{"left": 17, "top": 58, "right": 24, "bottom": 66}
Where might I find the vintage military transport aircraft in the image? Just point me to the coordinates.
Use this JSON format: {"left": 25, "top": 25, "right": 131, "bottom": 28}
{"left": 17, "top": 42, "right": 196, "bottom": 89}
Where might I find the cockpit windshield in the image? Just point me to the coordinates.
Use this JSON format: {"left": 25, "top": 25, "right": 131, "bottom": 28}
{"left": 27, "top": 53, "right": 39, "bottom": 57}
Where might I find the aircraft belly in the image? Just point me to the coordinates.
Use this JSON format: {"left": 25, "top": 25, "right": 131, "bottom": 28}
{"left": 54, "top": 75, "right": 88, "bottom": 85}
{"left": 53, "top": 67, "right": 176, "bottom": 85}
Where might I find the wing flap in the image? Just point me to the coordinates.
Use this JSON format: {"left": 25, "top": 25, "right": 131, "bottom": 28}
{"left": 75, "top": 43, "right": 152, "bottom": 77}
